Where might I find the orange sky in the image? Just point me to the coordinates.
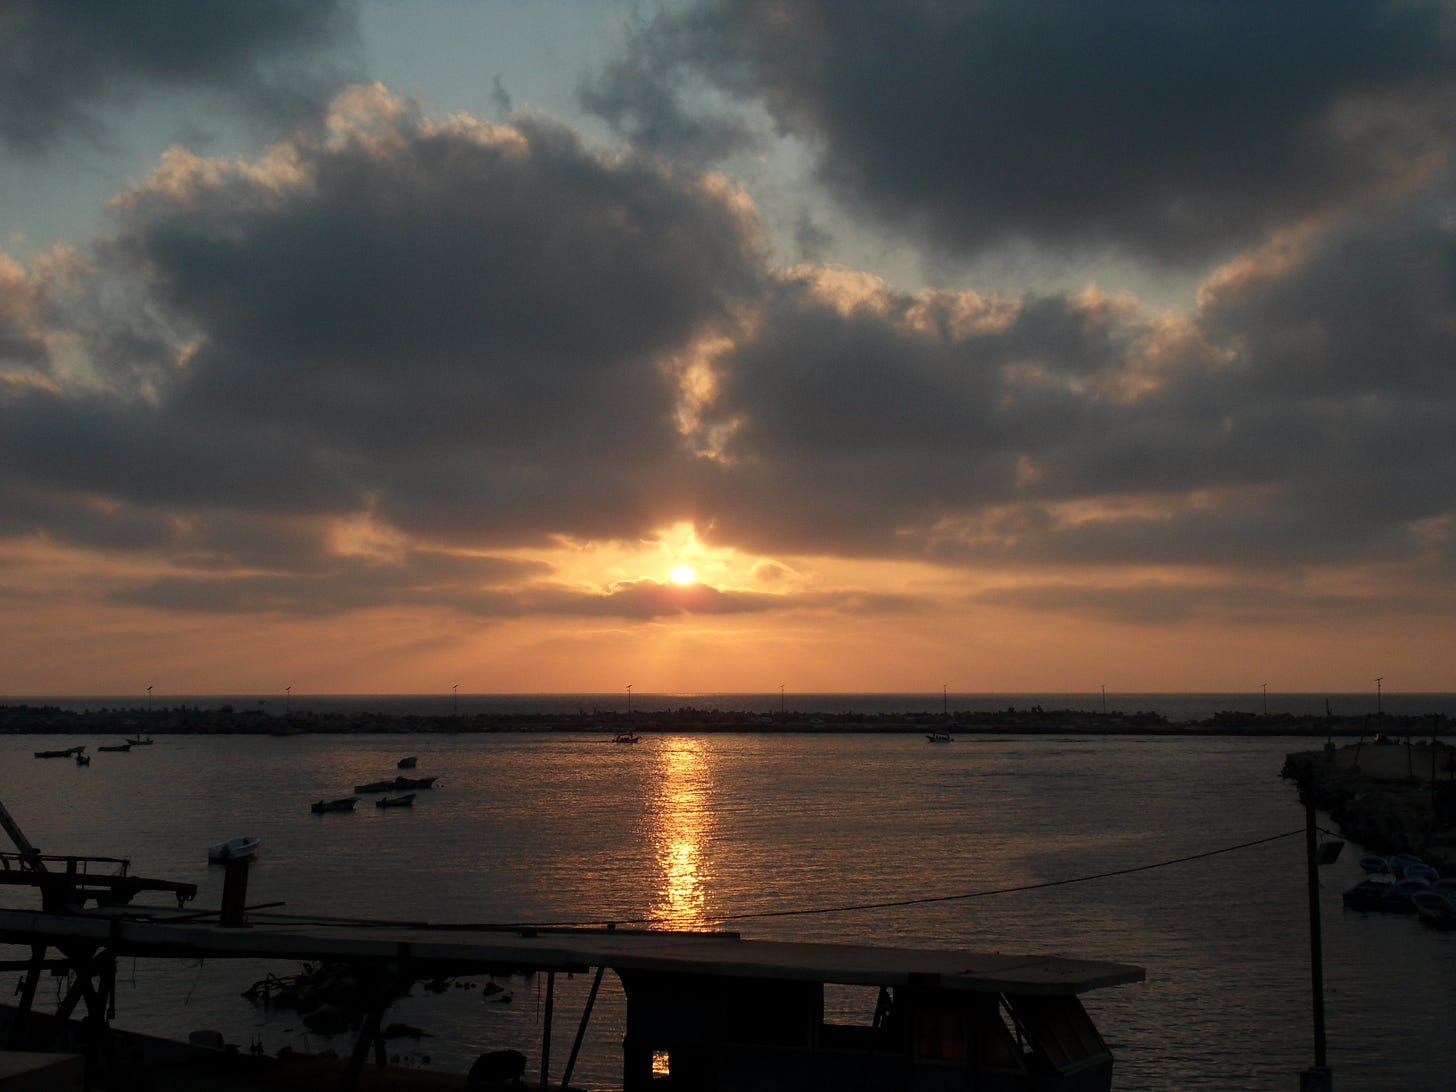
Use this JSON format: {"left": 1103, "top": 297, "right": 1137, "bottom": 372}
{"left": 2, "top": 5, "right": 1454, "bottom": 696}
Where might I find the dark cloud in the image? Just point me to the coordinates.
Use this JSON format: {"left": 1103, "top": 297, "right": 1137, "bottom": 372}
{"left": 112, "top": 548, "right": 547, "bottom": 616}
{"left": 0, "top": 257, "right": 48, "bottom": 367}
{"left": 7, "top": 78, "right": 1456, "bottom": 629}
{"left": 3, "top": 89, "right": 763, "bottom": 561}
{"left": 0, "top": 0, "right": 356, "bottom": 153}
{"left": 586, "top": 0, "right": 1456, "bottom": 265}
{"left": 971, "top": 579, "right": 1432, "bottom": 627}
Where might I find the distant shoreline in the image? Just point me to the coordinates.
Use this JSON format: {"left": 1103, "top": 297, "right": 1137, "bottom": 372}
{"left": 3, "top": 702, "right": 1447, "bottom": 738}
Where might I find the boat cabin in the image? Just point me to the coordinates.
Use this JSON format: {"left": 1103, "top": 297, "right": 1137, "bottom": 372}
{"left": 616, "top": 947, "right": 1135, "bottom": 1092}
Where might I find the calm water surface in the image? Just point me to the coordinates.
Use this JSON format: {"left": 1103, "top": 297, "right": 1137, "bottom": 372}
{"left": 3, "top": 731, "right": 1453, "bottom": 1090}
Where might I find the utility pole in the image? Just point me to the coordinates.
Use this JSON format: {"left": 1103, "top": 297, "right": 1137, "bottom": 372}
{"left": 1300, "top": 771, "right": 1337, "bottom": 1092}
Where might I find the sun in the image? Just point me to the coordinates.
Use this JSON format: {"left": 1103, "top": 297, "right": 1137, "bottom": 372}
{"left": 669, "top": 564, "right": 698, "bottom": 586}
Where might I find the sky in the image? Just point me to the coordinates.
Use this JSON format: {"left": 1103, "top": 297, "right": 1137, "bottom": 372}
{"left": 2, "top": 1, "right": 1456, "bottom": 697}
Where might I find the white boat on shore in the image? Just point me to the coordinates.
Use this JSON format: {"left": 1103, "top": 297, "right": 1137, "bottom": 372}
{"left": 206, "top": 836, "right": 261, "bottom": 864}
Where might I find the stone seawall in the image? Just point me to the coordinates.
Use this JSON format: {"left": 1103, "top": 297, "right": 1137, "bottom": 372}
{"left": 1283, "top": 738, "right": 1456, "bottom": 871}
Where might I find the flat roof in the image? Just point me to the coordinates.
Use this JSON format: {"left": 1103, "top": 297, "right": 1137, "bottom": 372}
{"left": 0, "top": 907, "right": 1143, "bottom": 996}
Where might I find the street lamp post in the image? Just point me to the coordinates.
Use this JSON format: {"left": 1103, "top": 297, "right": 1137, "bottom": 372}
{"left": 626, "top": 684, "right": 633, "bottom": 715}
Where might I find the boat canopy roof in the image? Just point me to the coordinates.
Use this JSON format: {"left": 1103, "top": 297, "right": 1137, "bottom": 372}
{"left": 0, "top": 908, "right": 1143, "bottom": 996}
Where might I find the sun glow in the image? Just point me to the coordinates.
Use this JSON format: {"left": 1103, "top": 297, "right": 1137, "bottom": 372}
{"left": 670, "top": 564, "right": 698, "bottom": 585}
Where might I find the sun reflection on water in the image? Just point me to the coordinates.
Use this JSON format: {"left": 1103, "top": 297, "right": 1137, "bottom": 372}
{"left": 647, "top": 739, "right": 716, "bottom": 928}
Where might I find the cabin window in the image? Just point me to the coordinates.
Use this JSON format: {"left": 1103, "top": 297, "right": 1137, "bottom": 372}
{"left": 974, "top": 1004, "right": 1023, "bottom": 1071}
{"left": 914, "top": 1006, "right": 965, "bottom": 1062}
{"left": 1003, "top": 995, "right": 1109, "bottom": 1071}
{"left": 819, "top": 984, "right": 902, "bottom": 1052}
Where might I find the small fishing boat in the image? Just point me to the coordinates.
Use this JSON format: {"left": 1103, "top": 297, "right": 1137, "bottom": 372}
{"left": 613, "top": 732, "right": 640, "bottom": 744}
{"left": 1388, "top": 853, "right": 1426, "bottom": 878}
{"left": 354, "top": 780, "right": 396, "bottom": 794}
{"left": 393, "top": 775, "right": 438, "bottom": 790}
{"left": 35, "top": 746, "right": 84, "bottom": 759}
{"left": 1379, "top": 877, "right": 1433, "bottom": 913}
{"left": 1342, "top": 872, "right": 1396, "bottom": 910}
{"left": 1358, "top": 853, "right": 1389, "bottom": 874}
{"left": 98, "top": 742, "right": 132, "bottom": 752}
{"left": 927, "top": 730, "right": 953, "bottom": 743}
{"left": 376, "top": 793, "right": 415, "bottom": 808}
{"left": 1412, "top": 890, "right": 1456, "bottom": 929}
{"left": 310, "top": 797, "right": 358, "bottom": 814}
{"left": 125, "top": 736, "right": 154, "bottom": 746}
{"left": 74, "top": 753, "right": 91, "bottom": 766}
{"left": 397, "top": 756, "right": 418, "bottom": 769}
{"left": 207, "top": 836, "right": 261, "bottom": 864}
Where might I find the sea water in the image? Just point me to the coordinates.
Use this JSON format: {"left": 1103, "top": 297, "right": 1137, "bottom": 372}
{"left": 3, "top": 729, "right": 1454, "bottom": 1090}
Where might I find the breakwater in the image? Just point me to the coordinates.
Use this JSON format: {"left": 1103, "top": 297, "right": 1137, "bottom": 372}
{"left": 1283, "top": 736, "right": 1456, "bottom": 870}
{"left": 3, "top": 702, "right": 1447, "bottom": 737}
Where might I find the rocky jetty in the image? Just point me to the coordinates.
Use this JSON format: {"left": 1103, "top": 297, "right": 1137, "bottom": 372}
{"left": 1283, "top": 734, "right": 1456, "bottom": 872}
{"left": 5, "top": 701, "right": 1448, "bottom": 738}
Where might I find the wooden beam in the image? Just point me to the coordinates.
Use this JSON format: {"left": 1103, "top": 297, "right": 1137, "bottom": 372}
{"left": 0, "top": 798, "right": 45, "bottom": 870}
{"left": 539, "top": 970, "right": 555, "bottom": 1090}
{"left": 5, "top": 944, "right": 47, "bottom": 1049}
{"left": 561, "top": 964, "right": 606, "bottom": 1089}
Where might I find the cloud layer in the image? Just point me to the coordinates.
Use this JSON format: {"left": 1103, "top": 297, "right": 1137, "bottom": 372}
{"left": 585, "top": 0, "right": 1456, "bottom": 266}
{"left": 3, "top": 2, "right": 1456, "bottom": 690}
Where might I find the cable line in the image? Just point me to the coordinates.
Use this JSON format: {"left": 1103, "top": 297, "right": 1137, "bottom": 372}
{"left": 235, "top": 827, "right": 1309, "bottom": 933}
{"left": 715, "top": 826, "right": 1307, "bottom": 923}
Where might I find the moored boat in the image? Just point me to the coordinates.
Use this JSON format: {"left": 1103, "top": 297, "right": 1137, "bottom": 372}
{"left": 393, "top": 775, "right": 438, "bottom": 790}
{"left": 1379, "top": 877, "right": 1433, "bottom": 912}
{"left": 1358, "top": 853, "right": 1389, "bottom": 873}
{"left": 927, "top": 730, "right": 953, "bottom": 743}
{"left": 1342, "top": 872, "right": 1396, "bottom": 910}
{"left": 206, "top": 836, "right": 261, "bottom": 864}
{"left": 35, "top": 746, "right": 85, "bottom": 759}
{"left": 376, "top": 793, "right": 415, "bottom": 808}
{"left": 397, "top": 756, "right": 417, "bottom": 769}
{"left": 353, "top": 780, "right": 395, "bottom": 794}
{"left": 74, "top": 753, "right": 91, "bottom": 766}
{"left": 98, "top": 742, "right": 132, "bottom": 752}
{"left": 613, "top": 732, "right": 640, "bottom": 744}
{"left": 125, "top": 736, "right": 154, "bottom": 746}
{"left": 310, "top": 797, "right": 358, "bottom": 814}
{"left": 1412, "top": 890, "right": 1456, "bottom": 929}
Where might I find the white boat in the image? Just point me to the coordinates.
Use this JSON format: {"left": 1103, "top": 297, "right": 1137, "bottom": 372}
{"left": 927, "top": 730, "right": 953, "bottom": 743}
{"left": 206, "top": 836, "right": 261, "bottom": 864}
